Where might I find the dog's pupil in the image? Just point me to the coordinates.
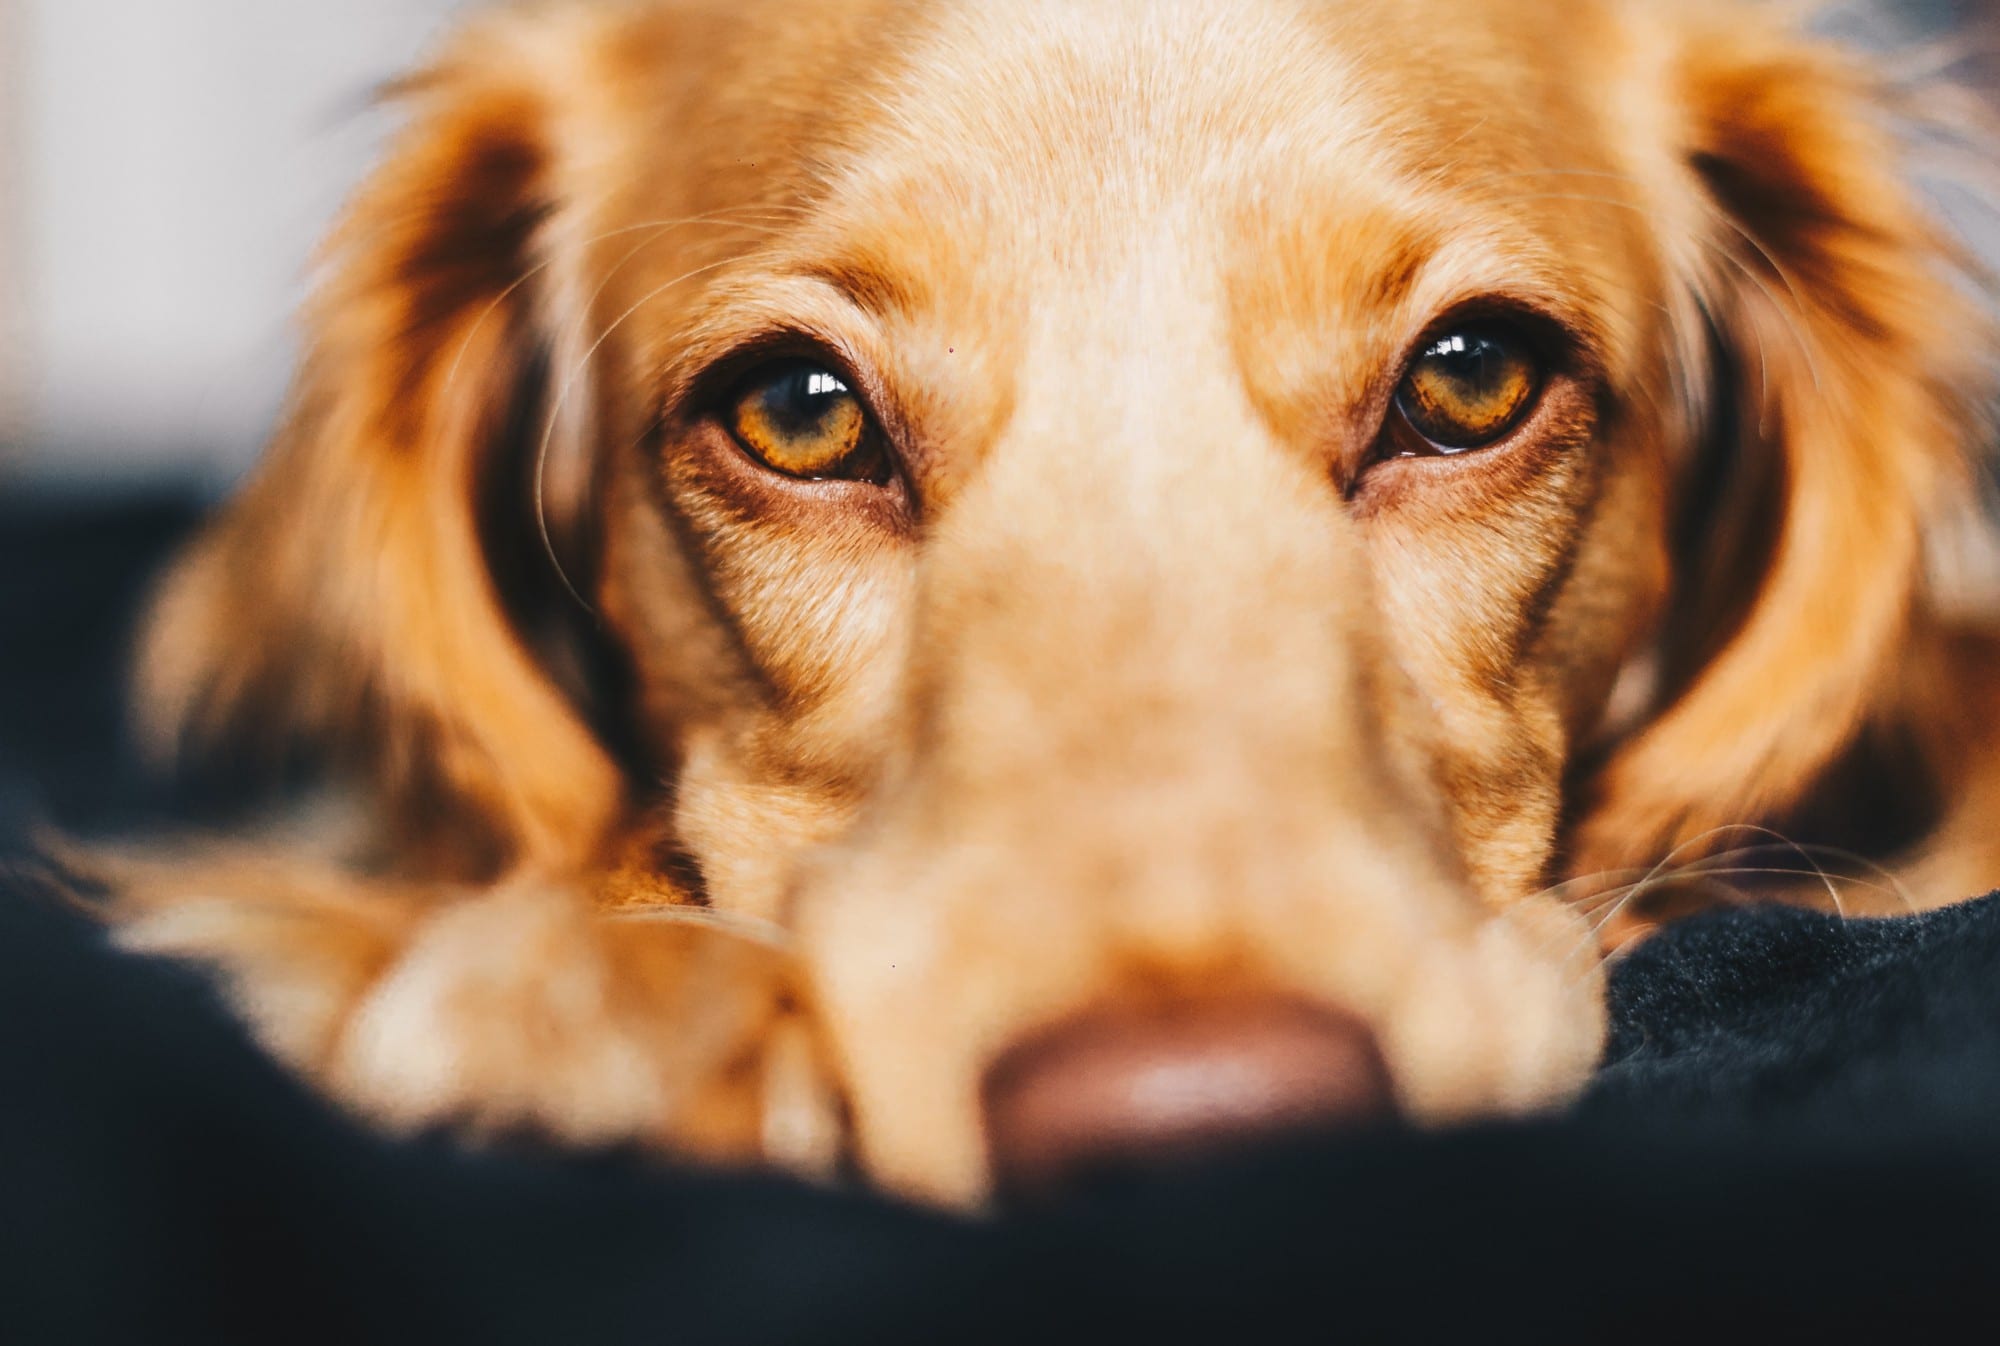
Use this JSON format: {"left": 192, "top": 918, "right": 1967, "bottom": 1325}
{"left": 767, "top": 366, "right": 850, "bottom": 437}
{"left": 1428, "top": 332, "right": 1505, "bottom": 398}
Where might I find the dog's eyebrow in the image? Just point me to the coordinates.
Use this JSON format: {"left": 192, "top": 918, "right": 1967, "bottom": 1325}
{"left": 792, "top": 253, "right": 921, "bottom": 320}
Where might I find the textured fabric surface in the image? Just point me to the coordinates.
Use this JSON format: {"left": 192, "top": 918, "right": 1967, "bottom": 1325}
{"left": 6, "top": 498, "right": 2000, "bottom": 1343}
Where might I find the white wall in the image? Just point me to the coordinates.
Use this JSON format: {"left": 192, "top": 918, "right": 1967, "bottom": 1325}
{"left": 1, "top": 0, "right": 28, "bottom": 464}
{"left": 4, "top": 0, "right": 467, "bottom": 487}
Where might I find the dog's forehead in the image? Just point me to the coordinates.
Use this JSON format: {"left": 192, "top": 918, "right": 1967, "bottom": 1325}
{"left": 748, "top": 0, "right": 1652, "bottom": 420}
{"left": 815, "top": 0, "right": 1633, "bottom": 215}
{"left": 857, "top": 0, "right": 1364, "bottom": 189}
{"left": 810, "top": 0, "right": 1413, "bottom": 281}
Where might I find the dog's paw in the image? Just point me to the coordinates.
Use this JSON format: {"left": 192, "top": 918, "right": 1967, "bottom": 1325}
{"left": 114, "top": 876, "right": 842, "bottom": 1175}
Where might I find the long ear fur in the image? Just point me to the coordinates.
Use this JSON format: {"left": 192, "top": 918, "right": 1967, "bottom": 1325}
{"left": 136, "top": 10, "right": 625, "bottom": 877}
{"left": 1576, "top": 7, "right": 1994, "bottom": 870}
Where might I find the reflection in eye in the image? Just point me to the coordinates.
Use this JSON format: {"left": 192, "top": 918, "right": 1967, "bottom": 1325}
{"left": 1394, "top": 327, "right": 1542, "bottom": 452}
{"left": 726, "top": 361, "right": 875, "bottom": 479}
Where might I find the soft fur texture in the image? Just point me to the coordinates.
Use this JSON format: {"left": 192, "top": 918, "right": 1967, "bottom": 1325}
{"left": 116, "top": 0, "right": 1998, "bottom": 1205}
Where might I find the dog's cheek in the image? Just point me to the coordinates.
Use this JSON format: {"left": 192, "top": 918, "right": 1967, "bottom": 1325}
{"left": 630, "top": 546, "right": 915, "bottom": 924}
{"left": 669, "top": 731, "right": 867, "bottom": 922}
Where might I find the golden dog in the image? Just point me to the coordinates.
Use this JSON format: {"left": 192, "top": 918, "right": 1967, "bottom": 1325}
{"left": 115, "top": 0, "right": 1998, "bottom": 1206}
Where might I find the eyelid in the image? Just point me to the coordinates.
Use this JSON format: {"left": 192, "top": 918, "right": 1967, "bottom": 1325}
{"left": 1398, "top": 295, "right": 1595, "bottom": 379}
{"left": 660, "top": 270, "right": 891, "bottom": 411}
{"left": 674, "top": 332, "right": 866, "bottom": 421}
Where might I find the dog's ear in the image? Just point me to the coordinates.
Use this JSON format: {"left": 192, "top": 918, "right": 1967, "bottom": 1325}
{"left": 137, "top": 11, "right": 627, "bottom": 876}
{"left": 1576, "top": 11, "right": 1992, "bottom": 870}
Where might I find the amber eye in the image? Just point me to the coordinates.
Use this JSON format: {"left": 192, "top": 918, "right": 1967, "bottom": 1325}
{"left": 1393, "top": 326, "right": 1542, "bottom": 452}
{"left": 724, "top": 360, "right": 881, "bottom": 480}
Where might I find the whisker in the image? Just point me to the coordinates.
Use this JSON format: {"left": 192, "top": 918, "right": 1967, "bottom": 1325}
{"left": 435, "top": 205, "right": 814, "bottom": 611}
{"left": 1561, "top": 844, "right": 1884, "bottom": 905}
{"left": 1574, "top": 866, "right": 1914, "bottom": 929}
{"left": 1532, "top": 865, "right": 1655, "bottom": 905}
{"left": 1539, "top": 821, "right": 1915, "bottom": 975}
{"left": 442, "top": 209, "right": 797, "bottom": 398}
{"left": 1465, "top": 188, "right": 1822, "bottom": 404}
{"left": 604, "top": 903, "right": 794, "bottom": 951}
{"left": 1677, "top": 841, "right": 1918, "bottom": 912}
{"left": 533, "top": 254, "right": 744, "bottom": 612}
{"left": 532, "top": 211, "right": 801, "bottom": 609}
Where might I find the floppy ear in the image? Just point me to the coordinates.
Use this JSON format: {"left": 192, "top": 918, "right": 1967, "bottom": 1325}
{"left": 136, "top": 10, "right": 626, "bottom": 876}
{"left": 1575, "top": 11, "right": 1992, "bottom": 870}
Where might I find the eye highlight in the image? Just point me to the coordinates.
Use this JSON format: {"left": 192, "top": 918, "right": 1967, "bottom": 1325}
{"left": 1393, "top": 326, "right": 1542, "bottom": 452}
{"left": 724, "top": 360, "right": 883, "bottom": 481}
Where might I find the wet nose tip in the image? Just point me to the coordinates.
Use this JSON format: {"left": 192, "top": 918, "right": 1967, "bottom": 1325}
{"left": 981, "top": 997, "right": 1396, "bottom": 1200}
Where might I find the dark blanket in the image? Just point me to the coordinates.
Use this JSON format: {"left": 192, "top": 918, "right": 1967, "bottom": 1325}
{"left": 6, "top": 497, "right": 2000, "bottom": 1344}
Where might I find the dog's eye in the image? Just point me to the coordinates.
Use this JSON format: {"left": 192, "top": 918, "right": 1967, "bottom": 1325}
{"left": 1393, "top": 327, "right": 1541, "bottom": 452}
{"left": 725, "top": 361, "right": 881, "bottom": 480}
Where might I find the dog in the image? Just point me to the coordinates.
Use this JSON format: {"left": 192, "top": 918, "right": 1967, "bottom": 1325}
{"left": 109, "top": 0, "right": 1999, "bottom": 1206}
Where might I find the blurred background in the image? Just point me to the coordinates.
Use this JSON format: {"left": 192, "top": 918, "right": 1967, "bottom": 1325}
{"left": 0, "top": 0, "right": 467, "bottom": 493}
{"left": 0, "top": 0, "right": 1990, "bottom": 496}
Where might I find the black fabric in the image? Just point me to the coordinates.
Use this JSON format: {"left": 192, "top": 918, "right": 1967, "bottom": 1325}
{"left": 6, "top": 496, "right": 2000, "bottom": 1344}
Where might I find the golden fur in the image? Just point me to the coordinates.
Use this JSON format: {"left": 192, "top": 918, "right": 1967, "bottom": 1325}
{"left": 113, "top": 0, "right": 1999, "bottom": 1205}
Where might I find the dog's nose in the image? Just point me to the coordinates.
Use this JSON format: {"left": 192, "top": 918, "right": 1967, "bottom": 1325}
{"left": 981, "top": 997, "right": 1395, "bottom": 1199}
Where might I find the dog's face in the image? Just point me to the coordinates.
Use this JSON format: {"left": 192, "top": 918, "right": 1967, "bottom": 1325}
{"left": 142, "top": 0, "right": 1981, "bottom": 1202}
